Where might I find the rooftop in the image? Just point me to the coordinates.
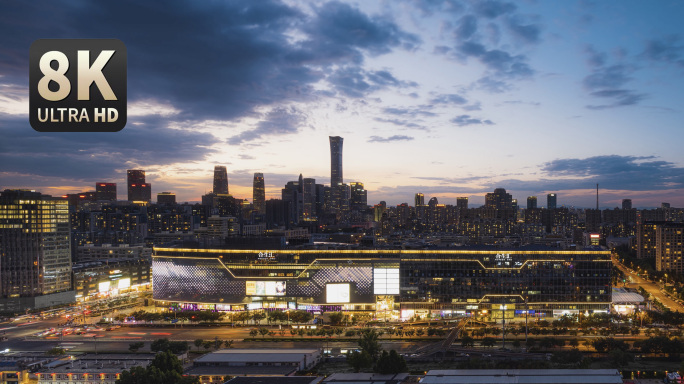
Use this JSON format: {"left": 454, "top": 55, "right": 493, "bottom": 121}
{"left": 421, "top": 369, "right": 623, "bottom": 384}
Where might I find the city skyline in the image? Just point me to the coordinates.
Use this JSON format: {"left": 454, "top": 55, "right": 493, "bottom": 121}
{"left": 2, "top": 1, "right": 684, "bottom": 208}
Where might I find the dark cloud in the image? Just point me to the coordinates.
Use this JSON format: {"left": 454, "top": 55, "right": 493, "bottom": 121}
{"left": 227, "top": 107, "right": 306, "bottom": 145}
{"left": 476, "top": 76, "right": 511, "bottom": 93}
{"left": 505, "top": 16, "right": 541, "bottom": 44}
{"left": 367, "top": 135, "right": 414, "bottom": 143}
{"left": 455, "top": 15, "right": 478, "bottom": 40}
{"left": 0, "top": 0, "right": 419, "bottom": 124}
{"left": 0, "top": 115, "right": 217, "bottom": 181}
{"left": 642, "top": 35, "right": 684, "bottom": 67}
{"left": 458, "top": 42, "right": 534, "bottom": 78}
{"left": 430, "top": 94, "right": 468, "bottom": 105}
{"left": 328, "top": 67, "right": 417, "bottom": 98}
{"left": 581, "top": 51, "right": 645, "bottom": 109}
{"left": 451, "top": 114, "right": 494, "bottom": 126}
{"left": 473, "top": 0, "right": 517, "bottom": 19}
{"left": 411, "top": 0, "right": 464, "bottom": 17}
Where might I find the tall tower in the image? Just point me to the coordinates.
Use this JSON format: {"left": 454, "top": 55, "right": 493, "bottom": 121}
{"left": 329, "top": 136, "right": 343, "bottom": 187}
{"left": 547, "top": 193, "right": 557, "bottom": 209}
{"left": 415, "top": 193, "right": 425, "bottom": 207}
{"left": 213, "top": 166, "right": 229, "bottom": 195}
{"left": 253, "top": 173, "right": 266, "bottom": 215}
{"left": 527, "top": 196, "right": 537, "bottom": 210}
{"left": 127, "top": 170, "right": 151, "bottom": 202}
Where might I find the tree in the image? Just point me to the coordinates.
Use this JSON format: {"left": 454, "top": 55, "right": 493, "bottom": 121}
{"left": 416, "top": 328, "right": 424, "bottom": 337}
{"left": 358, "top": 330, "right": 382, "bottom": 360}
{"left": 224, "top": 340, "right": 233, "bottom": 349}
{"left": 249, "top": 329, "right": 258, "bottom": 339}
{"left": 375, "top": 350, "right": 408, "bottom": 374}
{"left": 347, "top": 350, "right": 373, "bottom": 372}
{"left": 194, "top": 339, "right": 204, "bottom": 352}
{"left": 608, "top": 349, "right": 634, "bottom": 367}
{"left": 539, "top": 337, "right": 555, "bottom": 351}
{"left": 259, "top": 327, "right": 270, "bottom": 338}
{"left": 461, "top": 335, "right": 475, "bottom": 348}
{"left": 481, "top": 337, "right": 496, "bottom": 348}
{"left": 511, "top": 340, "right": 521, "bottom": 349}
{"left": 46, "top": 347, "right": 66, "bottom": 356}
{"left": 202, "top": 341, "right": 212, "bottom": 351}
{"left": 569, "top": 339, "right": 579, "bottom": 348}
{"left": 116, "top": 351, "right": 199, "bottom": 384}
{"left": 252, "top": 312, "right": 266, "bottom": 325}
{"left": 129, "top": 342, "right": 145, "bottom": 353}
{"left": 213, "top": 338, "right": 223, "bottom": 350}
{"left": 329, "top": 312, "right": 344, "bottom": 326}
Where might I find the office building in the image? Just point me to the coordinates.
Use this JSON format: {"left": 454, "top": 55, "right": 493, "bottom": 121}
{"left": 329, "top": 136, "right": 343, "bottom": 187}
{"left": 153, "top": 246, "right": 612, "bottom": 319}
{"left": 127, "top": 170, "right": 151, "bottom": 202}
{"left": 95, "top": 182, "right": 117, "bottom": 201}
{"left": 157, "top": 192, "right": 176, "bottom": 205}
{"left": 415, "top": 193, "right": 425, "bottom": 207}
{"left": 547, "top": 193, "right": 557, "bottom": 209}
{"left": 527, "top": 196, "right": 537, "bottom": 210}
{"left": 253, "top": 173, "right": 266, "bottom": 215}
{"left": 350, "top": 182, "right": 367, "bottom": 210}
{"left": 213, "top": 165, "right": 229, "bottom": 195}
{"left": 0, "top": 190, "right": 74, "bottom": 311}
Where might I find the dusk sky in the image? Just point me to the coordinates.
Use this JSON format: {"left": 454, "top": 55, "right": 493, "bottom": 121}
{"left": 1, "top": 0, "right": 684, "bottom": 208}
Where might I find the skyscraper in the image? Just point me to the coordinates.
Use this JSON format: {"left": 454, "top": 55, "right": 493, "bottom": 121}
{"left": 456, "top": 197, "right": 468, "bottom": 210}
{"left": 415, "top": 193, "right": 425, "bottom": 207}
{"left": 96, "top": 182, "right": 117, "bottom": 201}
{"left": 213, "top": 165, "right": 229, "bottom": 195}
{"left": 329, "top": 136, "right": 343, "bottom": 187}
{"left": 547, "top": 193, "right": 557, "bottom": 209}
{"left": 527, "top": 196, "right": 537, "bottom": 210}
{"left": 253, "top": 173, "right": 266, "bottom": 215}
{"left": 0, "top": 190, "right": 73, "bottom": 311}
{"left": 127, "top": 169, "right": 151, "bottom": 202}
{"left": 622, "top": 199, "right": 632, "bottom": 210}
{"left": 350, "top": 182, "right": 368, "bottom": 210}
{"left": 485, "top": 188, "right": 513, "bottom": 210}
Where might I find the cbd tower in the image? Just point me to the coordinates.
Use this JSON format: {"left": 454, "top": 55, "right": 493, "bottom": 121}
{"left": 213, "top": 166, "right": 229, "bottom": 195}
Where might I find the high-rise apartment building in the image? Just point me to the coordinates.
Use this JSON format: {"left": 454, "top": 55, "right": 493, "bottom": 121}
{"left": 213, "top": 166, "right": 229, "bottom": 195}
{"left": 456, "top": 197, "right": 468, "bottom": 210}
{"left": 95, "top": 182, "right": 117, "bottom": 201}
{"left": 253, "top": 173, "right": 265, "bottom": 215}
{"left": 637, "top": 222, "right": 659, "bottom": 259}
{"left": 622, "top": 199, "right": 632, "bottom": 210}
{"left": 655, "top": 222, "right": 684, "bottom": 274}
{"left": 527, "top": 196, "right": 537, "bottom": 210}
{"left": 485, "top": 188, "right": 513, "bottom": 210}
{"left": 127, "top": 170, "right": 151, "bottom": 202}
{"left": 0, "top": 190, "right": 74, "bottom": 311}
{"left": 547, "top": 193, "right": 557, "bottom": 209}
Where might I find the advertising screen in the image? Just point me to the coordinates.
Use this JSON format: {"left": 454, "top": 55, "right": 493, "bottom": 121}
{"left": 326, "top": 283, "right": 350, "bottom": 303}
{"left": 98, "top": 281, "right": 110, "bottom": 293}
{"left": 246, "top": 281, "right": 286, "bottom": 296}
{"left": 117, "top": 278, "right": 131, "bottom": 289}
{"left": 373, "top": 268, "right": 400, "bottom": 295}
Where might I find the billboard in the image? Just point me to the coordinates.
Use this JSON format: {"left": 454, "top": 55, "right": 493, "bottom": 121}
{"left": 326, "top": 283, "right": 350, "bottom": 303}
{"left": 374, "top": 268, "right": 400, "bottom": 295}
{"left": 246, "top": 281, "right": 286, "bottom": 296}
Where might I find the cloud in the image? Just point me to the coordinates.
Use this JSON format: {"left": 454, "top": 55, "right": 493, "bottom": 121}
{"left": 457, "top": 42, "right": 534, "bottom": 78}
{"left": 581, "top": 50, "right": 645, "bottom": 109}
{"left": 451, "top": 114, "right": 494, "bottom": 126}
{"left": 383, "top": 107, "right": 437, "bottom": 117}
{"left": 0, "top": 115, "right": 217, "bottom": 182}
{"left": 455, "top": 15, "right": 478, "bottom": 40}
{"left": 367, "top": 135, "right": 414, "bottom": 143}
{"left": 505, "top": 16, "right": 541, "bottom": 44}
{"left": 227, "top": 107, "right": 306, "bottom": 145}
{"left": 374, "top": 118, "right": 427, "bottom": 131}
{"left": 430, "top": 94, "right": 468, "bottom": 105}
{"left": 473, "top": 0, "right": 517, "bottom": 19}
{"left": 328, "top": 67, "right": 417, "bottom": 98}
{"left": 642, "top": 35, "right": 684, "bottom": 67}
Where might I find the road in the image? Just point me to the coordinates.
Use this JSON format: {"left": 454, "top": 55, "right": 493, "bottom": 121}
{"left": 613, "top": 256, "right": 684, "bottom": 312}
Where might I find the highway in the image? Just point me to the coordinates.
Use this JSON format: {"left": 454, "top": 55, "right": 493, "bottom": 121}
{"left": 612, "top": 256, "right": 684, "bottom": 312}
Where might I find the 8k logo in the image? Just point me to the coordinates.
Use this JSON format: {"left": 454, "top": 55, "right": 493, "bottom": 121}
{"left": 29, "top": 39, "right": 127, "bottom": 132}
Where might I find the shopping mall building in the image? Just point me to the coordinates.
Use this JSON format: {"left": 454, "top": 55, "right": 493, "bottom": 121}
{"left": 152, "top": 247, "right": 612, "bottom": 321}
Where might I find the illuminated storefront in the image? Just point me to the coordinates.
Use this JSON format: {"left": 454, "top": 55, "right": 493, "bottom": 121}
{"left": 152, "top": 247, "right": 612, "bottom": 318}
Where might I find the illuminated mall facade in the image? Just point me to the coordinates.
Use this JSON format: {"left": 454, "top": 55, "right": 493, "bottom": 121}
{"left": 152, "top": 247, "right": 612, "bottom": 320}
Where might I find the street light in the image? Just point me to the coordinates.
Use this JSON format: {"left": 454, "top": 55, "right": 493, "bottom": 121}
{"left": 500, "top": 304, "right": 507, "bottom": 349}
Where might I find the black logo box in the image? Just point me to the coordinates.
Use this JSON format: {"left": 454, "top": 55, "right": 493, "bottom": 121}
{"left": 29, "top": 39, "right": 127, "bottom": 132}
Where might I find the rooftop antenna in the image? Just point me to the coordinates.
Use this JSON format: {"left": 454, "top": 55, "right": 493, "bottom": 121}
{"left": 596, "top": 184, "right": 599, "bottom": 210}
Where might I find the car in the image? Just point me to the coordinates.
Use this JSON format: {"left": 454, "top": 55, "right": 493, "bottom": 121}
{"left": 482, "top": 353, "right": 492, "bottom": 357}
